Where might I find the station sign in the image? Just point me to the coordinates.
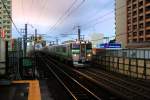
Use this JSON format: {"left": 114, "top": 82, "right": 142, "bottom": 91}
{"left": 99, "top": 43, "right": 121, "bottom": 48}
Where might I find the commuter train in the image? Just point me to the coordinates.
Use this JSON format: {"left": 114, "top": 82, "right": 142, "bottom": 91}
{"left": 44, "top": 40, "right": 92, "bottom": 67}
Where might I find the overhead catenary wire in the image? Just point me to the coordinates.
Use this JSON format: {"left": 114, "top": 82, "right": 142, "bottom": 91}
{"left": 46, "top": 0, "right": 78, "bottom": 34}
{"left": 1, "top": 0, "right": 22, "bottom": 36}
{"left": 50, "top": 3, "right": 126, "bottom": 39}
{"left": 26, "top": 0, "right": 34, "bottom": 23}
{"left": 20, "top": 0, "right": 26, "bottom": 22}
{"left": 47, "top": 0, "right": 115, "bottom": 38}
{"left": 37, "top": 0, "right": 48, "bottom": 26}
{"left": 60, "top": 4, "right": 126, "bottom": 37}
{"left": 81, "top": 4, "right": 126, "bottom": 29}
{"left": 46, "top": 0, "right": 86, "bottom": 34}
{"left": 81, "top": 6, "right": 126, "bottom": 31}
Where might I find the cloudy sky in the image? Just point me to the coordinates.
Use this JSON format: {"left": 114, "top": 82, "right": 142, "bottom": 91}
{"left": 12, "top": 0, "right": 115, "bottom": 42}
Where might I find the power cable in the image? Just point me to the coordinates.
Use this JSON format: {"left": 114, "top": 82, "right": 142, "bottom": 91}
{"left": 81, "top": 12, "right": 118, "bottom": 31}
{"left": 21, "top": 0, "right": 26, "bottom": 22}
{"left": 46, "top": 0, "right": 84, "bottom": 34}
{"left": 26, "top": 0, "right": 34, "bottom": 23}
{"left": 37, "top": 0, "right": 48, "bottom": 26}
{"left": 49, "top": 1, "right": 125, "bottom": 39}
{"left": 81, "top": 4, "right": 126, "bottom": 28}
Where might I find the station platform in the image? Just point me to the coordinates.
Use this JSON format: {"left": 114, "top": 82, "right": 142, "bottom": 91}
{"left": 0, "top": 80, "right": 41, "bottom": 100}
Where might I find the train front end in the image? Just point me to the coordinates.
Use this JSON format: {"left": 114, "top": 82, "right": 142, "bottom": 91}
{"left": 72, "top": 41, "right": 92, "bottom": 67}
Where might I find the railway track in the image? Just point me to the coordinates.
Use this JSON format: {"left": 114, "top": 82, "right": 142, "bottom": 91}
{"left": 76, "top": 68, "right": 150, "bottom": 100}
{"left": 41, "top": 52, "right": 128, "bottom": 100}
{"left": 92, "top": 67, "right": 150, "bottom": 89}
{"left": 88, "top": 68, "right": 150, "bottom": 90}
{"left": 41, "top": 52, "right": 150, "bottom": 100}
{"left": 36, "top": 52, "right": 102, "bottom": 100}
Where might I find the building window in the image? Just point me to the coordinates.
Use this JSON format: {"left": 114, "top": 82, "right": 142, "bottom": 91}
{"left": 139, "top": 1, "right": 143, "bottom": 7}
{"left": 146, "top": 37, "right": 150, "bottom": 41}
{"left": 133, "top": 18, "right": 137, "bottom": 23}
{"left": 146, "top": 30, "right": 150, "bottom": 35}
{"left": 139, "top": 23, "right": 143, "bottom": 29}
{"left": 139, "top": 38, "right": 144, "bottom": 42}
{"left": 146, "top": 13, "right": 150, "bottom": 19}
{"left": 146, "top": 22, "right": 150, "bottom": 27}
{"left": 139, "top": 16, "right": 143, "bottom": 21}
{"left": 127, "top": 0, "right": 131, "bottom": 5}
{"left": 133, "top": 4, "right": 137, "bottom": 9}
{"left": 133, "top": 25, "right": 137, "bottom": 30}
{"left": 139, "top": 31, "right": 144, "bottom": 36}
{"left": 146, "top": 6, "right": 150, "bottom": 12}
{"left": 139, "top": 8, "right": 143, "bottom": 14}
{"left": 146, "top": 0, "right": 150, "bottom": 4}
{"left": 133, "top": 39, "right": 137, "bottom": 43}
{"left": 133, "top": 32, "right": 137, "bottom": 36}
{"left": 133, "top": 10, "right": 137, "bottom": 16}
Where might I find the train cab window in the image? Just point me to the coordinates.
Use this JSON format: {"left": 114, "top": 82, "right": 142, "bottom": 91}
{"left": 72, "top": 44, "right": 80, "bottom": 49}
{"left": 86, "top": 44, "right": 92, "bottom": 49}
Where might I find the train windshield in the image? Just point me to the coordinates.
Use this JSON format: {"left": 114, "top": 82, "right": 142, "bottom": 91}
{"left": 86, "top": 43, "right": 92, "bottom": 49}
{"left": 72, "top": 44, "right": 80, "bottom": 49}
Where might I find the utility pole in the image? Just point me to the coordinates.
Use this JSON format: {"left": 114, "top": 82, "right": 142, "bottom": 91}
{"left": 5, "top": 40, "right": 8, "bottom": 75}
{"left": 24, "top": 24, "right": 27, "bottom": 57}
{"left": 78, "top": 26, "right": 80, "bottom": 41}
{"left": 34, "top": 29, "right": 37, "bottom": 51}
{"left": 56, "top": 37, "right": 59, "bottom": 45}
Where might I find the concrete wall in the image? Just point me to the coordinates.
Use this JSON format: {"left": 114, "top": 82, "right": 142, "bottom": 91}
{"left": 115, "top": 0, "right": 127, "bottom": 48}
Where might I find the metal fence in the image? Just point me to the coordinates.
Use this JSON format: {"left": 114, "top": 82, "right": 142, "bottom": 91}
{"left": 8, "top": 51, "right": 23, "bottom": 79}
{"left": 93, "top": 49, "right": 150, "bottom": 79}
{"left": 105, "top": 49, "right": 150, "bottom": 59}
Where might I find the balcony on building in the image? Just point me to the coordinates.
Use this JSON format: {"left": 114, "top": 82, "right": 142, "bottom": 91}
{"left": 139, "top": 30, "right": 144, "bottom": 37}
{"left": 145, "top": 22, "right": 150, "bottom": 30}
{"left": 127, "top": 6, "right": 132, "bottom": 11}
{"left": 133, "top": 17, "right": 137, "bottom": 23}
{"left": 145, "top": 6, "right": 150, "bottom": 14}
{"left": 127, "top": 0, "right": 132, "bottom": 5}
{"left": 139, "top": 8, "right": 143, "bottom": 14}
{"left": 133, "top": 31, "right": 137, "bottom": 37}
{"left": 133, "top": 4, "right": 137, "bottom": 9}
{"left": 146, "top": 29, "right": 150, "bottom": 37}
{"left": 146, "top": 0, "right": 150, "bottom": 6}
{"left": 146, "top": 37, "right": 150, "bottom": 42}
{"left": 146, "top": 14, "right": 150, "bottom": 22}
{"left": 132, "top": 39, "right": 138, "bottom": 43}
{"left": 133, "top": 0, "right": 137, "bottom": 4}
{"left": 139, "top": 38, "right": 144, "bottom": 43}
{"left": 139, "top": 23, "right": 144, "bottom": 29}
{"left": 139, "top": 16, "right": 144, "bottom": 22}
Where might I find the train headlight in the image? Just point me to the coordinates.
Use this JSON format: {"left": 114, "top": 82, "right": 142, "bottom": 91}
{"left": 87, "top": 54, "right": 91, "bottom": 57}
{"left": 73, "top": 54, "right": 77, "bottom": 56}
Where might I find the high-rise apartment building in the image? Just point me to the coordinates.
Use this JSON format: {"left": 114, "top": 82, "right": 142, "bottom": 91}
{"left": 0, "top": 0, "right": 11, "bottom": 67}
{"left": 115, "top": 0, "right": 127, "bottom": 48}
{"left": 116, "top": 0, "right": 150, "bottom": 48}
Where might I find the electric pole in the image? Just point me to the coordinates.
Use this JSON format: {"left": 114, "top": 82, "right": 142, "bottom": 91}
{"left": 56, "top": 37, "right": 59, "bottom": 45}
{"left": 78, "top": 26, "right": 80, "bottom": 41}
{"left": 24, "top": 24, "right": 27, "bottom": 57}
{"left": 34, "top": 29, "right": 37, "bottom": 50}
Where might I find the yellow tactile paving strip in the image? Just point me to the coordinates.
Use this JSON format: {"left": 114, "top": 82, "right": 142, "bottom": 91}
{"left": 12, "top": 80, "right": 41, "bottom": 100}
